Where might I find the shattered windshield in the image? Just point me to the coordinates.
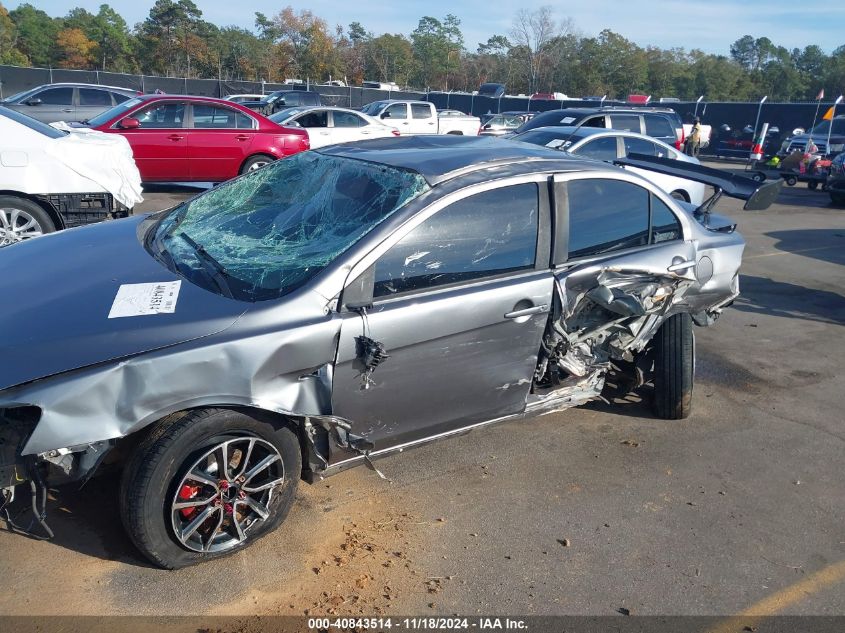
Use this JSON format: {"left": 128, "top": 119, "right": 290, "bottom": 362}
{"left": 149, "top": 152, "right": 430, "bottom": 302}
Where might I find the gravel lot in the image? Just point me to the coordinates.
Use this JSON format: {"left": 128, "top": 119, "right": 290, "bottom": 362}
{"left": 1, "top": 170, "right": 843, "bottom": 619}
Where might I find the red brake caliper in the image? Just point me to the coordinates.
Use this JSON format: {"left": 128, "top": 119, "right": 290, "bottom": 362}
{"left": 178, "top": 484, "right": 201, "bottom": 518}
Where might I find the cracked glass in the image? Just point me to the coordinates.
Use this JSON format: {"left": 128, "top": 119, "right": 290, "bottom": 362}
{"left": 149, "top": 152, "right": 429, "bottom": 301}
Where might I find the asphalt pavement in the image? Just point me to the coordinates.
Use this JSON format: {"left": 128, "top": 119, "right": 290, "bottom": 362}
{"left": 0, "top": 172, "right": 843, "bottom": 620}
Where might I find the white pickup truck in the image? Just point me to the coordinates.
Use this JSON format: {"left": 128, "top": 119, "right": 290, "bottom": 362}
{"left": 361, "top": 100, "right": 480, "bottom": 135}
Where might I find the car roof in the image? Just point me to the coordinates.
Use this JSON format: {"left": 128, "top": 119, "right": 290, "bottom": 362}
{"left": 132, "top": 94, "right": 243, "bottom": 104}
{"left": 317, "top": 135, "right": 604, "bottom": 185}
{"left": 522, "top": 125, "right": 678, "bottom": 148}
{"left": 27, "top": 82, "right": 136, "bottom": 93}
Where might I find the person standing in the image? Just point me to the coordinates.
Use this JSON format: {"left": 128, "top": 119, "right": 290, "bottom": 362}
{"left": 686, "top": 117, "right": 702, "bottom": 157}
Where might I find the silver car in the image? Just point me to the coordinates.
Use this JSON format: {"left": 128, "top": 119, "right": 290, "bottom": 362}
{"left": 0, "top": 83, "right": 139, "bottom": 123}
{"left": 0, "top": 136, "right": 779, "bottom": 568}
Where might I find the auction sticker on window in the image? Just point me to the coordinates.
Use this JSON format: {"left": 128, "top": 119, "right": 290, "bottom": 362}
{"left": 108, "top": 281, "right": 182, "bottom": 318}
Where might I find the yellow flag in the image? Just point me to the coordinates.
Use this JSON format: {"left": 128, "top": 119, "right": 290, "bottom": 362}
{"left": 823, "top": 106, "right": 835, "bottom": 120}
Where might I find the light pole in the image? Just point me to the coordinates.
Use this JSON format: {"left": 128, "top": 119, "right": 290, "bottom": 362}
{"left": 693, "top": 95, "right": 704, "bottom": 118}
{"left": 751, "top": 95, "right": 768, "bottom": 158}
{"left": 826, "top": 95, "right": 843, "bottom": 154}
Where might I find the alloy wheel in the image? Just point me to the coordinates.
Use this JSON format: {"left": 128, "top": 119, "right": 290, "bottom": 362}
{"left": 170, "top": 436, "right": 285, "bottom": 553}
{"left": 0, "top": 207, "right": 44, "bottom": 245}
{"left": 247, "top": 160, "right": 270, "bottom": 171}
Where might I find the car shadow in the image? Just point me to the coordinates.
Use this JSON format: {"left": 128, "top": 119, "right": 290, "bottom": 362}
{"left": 765, "top": 229, "right": 845, "bottom": 267}
{"left": 2, "top": 473, "right": 152, "bottom": 568}
{"left": 732, "top": 274, "right": 845, "bottom": 326}
{"left": 584, "top": 372, "right": 656, "bottom": 419}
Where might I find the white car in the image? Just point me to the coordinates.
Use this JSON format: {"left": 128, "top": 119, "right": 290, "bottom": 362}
{"left": 0, "top": 107, "right": 142, "bottom": 246}
{"left": 513, "top": 126, "right": 706, "bottom": 205}
{"left": 223, "top": 94, "right": 266, "bottom": 103}
{"left": 268, "top": 106, "right": 399, "bottom": 149}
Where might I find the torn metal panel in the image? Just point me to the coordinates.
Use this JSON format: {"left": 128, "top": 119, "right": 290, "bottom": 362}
{"left": 529, "top": 262, "right": 696, "bottom": 415}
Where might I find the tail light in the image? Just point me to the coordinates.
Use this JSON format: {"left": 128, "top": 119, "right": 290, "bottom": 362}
{"left": 391, "top": 130, "right": 400, "bottom": 137}
{"left": 675, "top": 127, "right": 684, "bottom": 150}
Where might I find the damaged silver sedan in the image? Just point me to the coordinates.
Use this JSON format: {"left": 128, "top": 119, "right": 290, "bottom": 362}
{"left": 0, "top": 136, "right": 780, "bottom": 568}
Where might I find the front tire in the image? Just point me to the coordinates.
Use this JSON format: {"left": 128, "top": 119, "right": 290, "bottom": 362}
{"left": 120, "top": 408, "right": 301, "bottom": 569}
{"left": 0, "top": 196, "right": 56, "bottom": 246}
{"left": 653, "top": 314, "right": 694, "bottom": 420}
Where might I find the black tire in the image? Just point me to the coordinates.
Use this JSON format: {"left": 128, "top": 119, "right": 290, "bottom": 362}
{"left": 831, "top": 193, "right": 845, "bottom": 207}
{"left": 653, "top": 313, "right": 694, "bottom": 420}
{"left": 785, "top": 176, "right": 797, "bottom": 186}
{"left": 120, "top": 408, "right": 301, "bottom": 569}
{"left": 0, "top": 195, "right": 56, "bottom": 246}
{"left": 240, "top": 154, "right": 275, "bottom": 175}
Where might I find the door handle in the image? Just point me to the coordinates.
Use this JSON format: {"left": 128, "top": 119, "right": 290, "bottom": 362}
{"left": 235, "top": 135, "right": 250, "bottom": 141}
{"left": 360, "top": 130, "right": 370, "bottom": 135}
{"left": 667, "top": 259, "right": 696, "bottom": 273}
{"left": 505, "top": 304, "right": 549, "bottom": 319}
{"left": 168, "top": 134, "right": 184, "bottom": 141}
{"left": 62, "top": 108, "right": 74, "bottom": 112}
{"left": 401, "top": 122, "right": 409, "bottom": 125}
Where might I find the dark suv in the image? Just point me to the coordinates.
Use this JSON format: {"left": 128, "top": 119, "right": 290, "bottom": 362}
{"left": 240, "top": 90, "right": 322, "bottom": 116}
{"left": 514, "top": 107, "right": 684, "bottom": 150}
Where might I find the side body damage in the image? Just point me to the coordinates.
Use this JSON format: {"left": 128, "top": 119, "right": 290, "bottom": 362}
{"left": 1, "top": 138, "right": 764, "bottom": 552}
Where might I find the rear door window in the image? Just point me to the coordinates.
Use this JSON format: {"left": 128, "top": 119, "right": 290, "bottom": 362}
{"left": 373, "top": 183, "right": 539, "bottom": 297}
{"left": 79, "top": 88, "right": 113, "bottom": 106}
{"left": 576, "top": 136, "right": 618, "bottom": 161}
{"left": 332, "top": 111, "right": 365, "bottom": 127}
{"left": 623, "top": 136, "right": 657, "bottom": 156}
{"left": 645, "top": 115, "right": 674, "bottom": 138}
{"left": 411, "top": 104, "right": 432, "bottom": 119}
{"left": 192, "top": 104, "right": 252, "bottom": 128}
{"left": 566, "top": 179, "right": 650, "bottom": 259}
{"left": 609, "top": 114, "right": 642, "bottom": 133}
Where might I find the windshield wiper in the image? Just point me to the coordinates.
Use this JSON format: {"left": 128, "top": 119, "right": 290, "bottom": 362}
{"left": 178, "top": 232, "right": 235, "bottom": 299}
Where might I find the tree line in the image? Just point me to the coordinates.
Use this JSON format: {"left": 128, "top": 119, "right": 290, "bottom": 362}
{"left": 1, "top": 0, "right": 843, "bottom": 101}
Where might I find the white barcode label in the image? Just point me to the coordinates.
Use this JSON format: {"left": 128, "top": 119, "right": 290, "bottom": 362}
{"left": 108, "top": 281, "right": 182, "bottom": 318}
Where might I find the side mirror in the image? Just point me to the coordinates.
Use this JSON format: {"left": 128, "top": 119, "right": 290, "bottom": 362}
{"left": 380, "top": 112, "right": 390, "bottom": 119}
{"left": 25, "top": 97, "right": 42, "bottom": 106}
{"left": 119, "top": 117, "right": 141, "bottom": 129}
{"left": 482, "top": 124, "right": 491, "bottom": 130}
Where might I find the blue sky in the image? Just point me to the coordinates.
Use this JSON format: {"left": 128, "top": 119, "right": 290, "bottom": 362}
{"left": 9, "top": 0, "right": 845, "bottom": 54}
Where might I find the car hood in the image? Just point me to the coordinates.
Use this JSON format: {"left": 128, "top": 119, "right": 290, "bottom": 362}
{"left": 0, "top": 215, "right": 249, "bottom": 392}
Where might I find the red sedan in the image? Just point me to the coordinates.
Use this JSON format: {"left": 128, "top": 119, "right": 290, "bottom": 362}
{"left": 81, "top": 95, "right": 310, "bottom": 182}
